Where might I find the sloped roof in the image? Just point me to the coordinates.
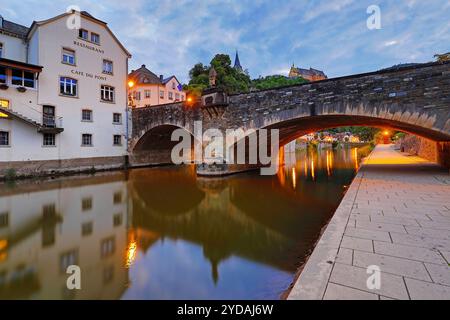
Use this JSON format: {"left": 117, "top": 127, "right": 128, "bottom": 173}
{"left": 292, "top": 67, "right": 327, "bottom": 78}
{"left": 0, "top": 18, "right": 29, "bottom": 38}
{"left": 129, "top": 65, "right": 162, "bottom": 85}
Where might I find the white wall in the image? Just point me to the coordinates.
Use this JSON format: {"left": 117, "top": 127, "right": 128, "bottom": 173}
{"left": 0, "top": 33, "right": 26, "bottom": 61}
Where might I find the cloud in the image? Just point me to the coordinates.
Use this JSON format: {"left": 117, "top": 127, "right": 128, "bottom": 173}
{"left": 1, "top": 0, "right": 449, "bottom": 82}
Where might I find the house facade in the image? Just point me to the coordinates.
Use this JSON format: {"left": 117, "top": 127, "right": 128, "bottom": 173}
{"left": 0, "top": 11, "right": 131, "bottom": 176}
{"left": 128, "top": 64, "right": 186, "bottom": 108}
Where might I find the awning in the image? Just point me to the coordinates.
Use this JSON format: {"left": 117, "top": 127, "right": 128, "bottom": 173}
{"left": 0, "top": 58, "right": 43, "bottom": 73}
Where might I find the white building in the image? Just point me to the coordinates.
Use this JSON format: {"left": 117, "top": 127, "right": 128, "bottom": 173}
{"left": 0, "top": 11, "right": 131, "bottom": 176}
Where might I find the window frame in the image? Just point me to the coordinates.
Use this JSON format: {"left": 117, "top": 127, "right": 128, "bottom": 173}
{"left": 0, "top": 131, "right": 10, "bottom": 147}
{"left": 112, "top": 113, "right": 122, "bottom": 125}
{"left": 78, "top": 29, "right": 89, "bottom": 40}
{"left": 91, "top": 32, "right": 100, "bottom": 45}
{"left": 113, "top": 135, "right": 122, "bottom": 146}
{"left": 81, "top": 109, "right": 93, "bottom": 122}
{"left": 62, "top": 48, "right": 76, "bottom": 66}
{"left": 102, "top": 59, "right": 113, "bottom": 75}
{"left": 144, "top": 90, "right": 151, "bottom": 99}
{"left": 59, "top": 76, "right": 78, "bottom": 97}
{"left": 81, "top": 133, "right": 93, "bottom": 147}
{"left": 42, "top": 133, "right": 56, "bottom": 147}
{"left": 11, "top": 68, "right": 35, "bottom": 88}
{"left": 100, "top": 85, "right": 115, "bottom": 103}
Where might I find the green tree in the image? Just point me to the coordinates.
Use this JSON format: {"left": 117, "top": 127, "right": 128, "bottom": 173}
{"left": 185, "top": 53, "right": 252, "bottom": 95}
{"left": 252, "top": 75, "right": 308, "bottom": 90}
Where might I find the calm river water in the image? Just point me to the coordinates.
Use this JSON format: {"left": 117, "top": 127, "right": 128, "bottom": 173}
{"left": 0, "top": 147, "right": 369, "bottom": 300}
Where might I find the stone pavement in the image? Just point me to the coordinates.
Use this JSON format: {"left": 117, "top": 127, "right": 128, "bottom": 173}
{"left": 288, "top": 144, "right": 450, "bottom": 300}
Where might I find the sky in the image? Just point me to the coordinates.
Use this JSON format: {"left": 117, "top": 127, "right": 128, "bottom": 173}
{"left": 1, "top": 0, "right": 450, "bottom": 83}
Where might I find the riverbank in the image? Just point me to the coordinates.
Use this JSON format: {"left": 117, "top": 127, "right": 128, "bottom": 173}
{"left": 287, "top": 144, "right": 450, "bottom": 300}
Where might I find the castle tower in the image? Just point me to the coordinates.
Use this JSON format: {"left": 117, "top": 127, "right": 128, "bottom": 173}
{"left": 234, "top": 50, "right": 243, "bottom": 72}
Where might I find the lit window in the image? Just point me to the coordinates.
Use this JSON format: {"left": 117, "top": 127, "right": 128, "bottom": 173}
{"left": 0, "top": 66, "right": 6, "bottom": 84}
{"left": 144, "top": 90, "right": 151, "bottom": 98}
{"left": 0, "top": 131, "right": 9, "bottom": 146}
{"left": 79, "top": 29, "right": 88, "bottom": 40}
{"left": 43, "top": 133, "right": 56, "bottom": 146}
{"left": 103, "top": 60, "right": 113, "bottom": 74}
{"left": 101, "top": 85, "right": 115, "bottom": 102}
{"left": 113, "top": 113, "right": 122, "bottom": 124}
{"left": 168, "top": 92, "right": 173, "bottom": 100}
{"left": 62, "top": 48, "right": 75, "bottom": 65}
{"left": 60, "top": 77, "right": 77, "bottom": 96}
{"left": 82, "top": 109, "right": 93, "bottom": 122}
{"left": 91, "top": 33, "right": 100, "bottom": 44}
{"left": 12, "top": 69, "right": 35, "bottom": 88}
{"left": 0, "top": 99, "right": 9, "bottom": 108}
{"left": 160, "top": 90, "right": 164, "bottom": 99}
{"left": 113, "top": 135, "right": 122, "bottom": 146}
{"left": 81, "top": 134, "right": 92, "bottom": 147}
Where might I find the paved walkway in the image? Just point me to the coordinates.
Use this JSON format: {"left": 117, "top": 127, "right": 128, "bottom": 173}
{"left": 288, "top": 145, "right": 450, "bottom": 300}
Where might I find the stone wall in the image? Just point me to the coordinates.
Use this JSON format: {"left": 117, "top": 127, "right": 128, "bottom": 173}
{"left": 400, "top": 135, "right": 450, "bottom": 168}
{"left": 0, "top": 156, "right": 127, "bottom": 180}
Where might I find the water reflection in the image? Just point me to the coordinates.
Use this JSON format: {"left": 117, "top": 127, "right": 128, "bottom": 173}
{"left": 0, "top": 147, "right": 369, "bottom": 300}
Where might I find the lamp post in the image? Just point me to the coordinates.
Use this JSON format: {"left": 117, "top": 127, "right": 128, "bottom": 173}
{"left": 125, "top": 80, "right": 135, "bottom": 168}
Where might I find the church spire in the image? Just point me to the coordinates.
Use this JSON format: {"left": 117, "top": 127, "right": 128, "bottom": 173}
{"left": 234, "top": 50, "right": 243, "bottom": 72}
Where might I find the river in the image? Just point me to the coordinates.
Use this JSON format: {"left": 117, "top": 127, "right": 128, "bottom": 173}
{"left": 0, "top": 146, "right": 370, "bottom": 300}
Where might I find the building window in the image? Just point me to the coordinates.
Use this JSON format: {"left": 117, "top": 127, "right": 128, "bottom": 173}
{"left": 79, "top": 29, "right": 88, "bottom": 40}
{"left": 113, "top": 213, "right": 122, "bottom": 227}
{"left": 81, "top": 134, "right": 92, "bottom": 147}
{"left": 113, "top": 191, "right": 122, "bottom": 204}
{"left": 145, "top": 90, "right": 151, "bottom": 98}
{"left": 43, "top": 133, "right": 56, "bottom": 146}
{"left": 172, "top": 82, "right": 176, "bottom": 90}
{"left": 113, "top": 113, "right": 122, "bottom": 124}
{"left": 103, "top": 265, "right": 114, "bottom": 284}
{"left": 60, "top": 77, "right": 77, "bottom": 96}
{"left": 168, "top": 92, "right": 173, "bottom": 100}
{"left": 0, "top": 66, "right": 6, "bottom": 84}
{"left": 175, "top": 93, "right": 180, "bottom": 101}
{"left": 12, "top": 69, "right": 35, "bottom": 88}
{"left": 91, "top": 33, "right": 100, "bottom": 44}
{"left": 113, "top": 135, "right": 122, "bottom": 146}
{"left": 181, "top": 95, "right": 185, "bottom": 101}
{"left": 102, "top": 60, "right": 113, "bottom": 74}
{"left": 82, "top": 197, "right": 93, "bottom": 211}
{"left": 0, "top": 131, "right": 9, "bottom": 146}
{"left": 133, "top": 91, "right": 141, "bottom": 101}
{"left": 82, "top": 109, "right": 93, "bottom": 122}
{"left": 0, "top": 99, "right": 9, "bottom": 108}
{"left": 82, "top": 222, "right": 93, "bottom": 237}
{"left": 62, "top": 48, "right": 75, "bottom": 65}
{"left": 0, "top": 43, "right": 3, "bottom": 58}
{"left": 0, "top": 212, "right": 8, "bottom": 228}
{"left": 60, "top": 250, "right": 78, "bottom": 273}
{"left": 101, "top": 85, "right": 115, "bottom": 102}
{"left": 101, "top": 237, "right": 115, "bottom": 258}
{"left": 160, "top": 90, "right": 164, "bottom": 99}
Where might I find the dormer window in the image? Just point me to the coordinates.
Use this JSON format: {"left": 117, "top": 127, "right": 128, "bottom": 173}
{"left": 91, "top": 33, "right": 100, "bottom": 44}
{"left": 79, "top": 29, "right": 88, "bottom": 40}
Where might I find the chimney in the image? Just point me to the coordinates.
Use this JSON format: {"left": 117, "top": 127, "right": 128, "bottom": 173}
{"left": 142, "top": 64, "right": 146, "bottom": 68}
{"left": 160, "top": 75, "right": 164, "bottom": 81}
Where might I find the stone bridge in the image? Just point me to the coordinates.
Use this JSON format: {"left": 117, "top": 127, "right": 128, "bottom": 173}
{"left": 130, "top": 61, "right": 450, "bottom": 171}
